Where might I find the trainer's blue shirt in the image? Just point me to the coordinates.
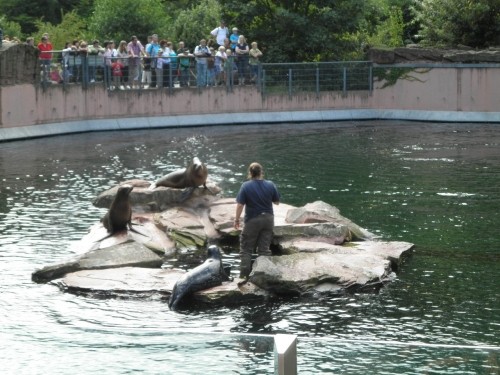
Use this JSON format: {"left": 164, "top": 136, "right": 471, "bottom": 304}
{"left": 236, "top": 179, "right": 280, "bottom": 222}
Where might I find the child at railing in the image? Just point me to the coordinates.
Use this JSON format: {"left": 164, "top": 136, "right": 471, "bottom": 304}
{"left": 111, "top": 58, "right": 124, "bottom": 89}
{"left": 142, "top": 55, "right": 152, "bottom": 88}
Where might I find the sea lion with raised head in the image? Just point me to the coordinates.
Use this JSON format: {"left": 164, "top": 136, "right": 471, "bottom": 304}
{"left": 96, "top": 184, "right": 145, "bottom": 242}
{"left": 150, "top": 157, "right": 211, "bottom": 201}
{"left": 168, "top": 245, "right": 231, "bottom": 310}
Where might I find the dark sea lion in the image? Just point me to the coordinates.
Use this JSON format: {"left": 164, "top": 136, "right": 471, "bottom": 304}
{"left": 168, "top": 245, "right": 231, "bottom": 310}
{"left": 150, "top": 157, "right": 211, "bottom": 201}
{"left": 96, "top": 184, "right": 145, "bottom": 243}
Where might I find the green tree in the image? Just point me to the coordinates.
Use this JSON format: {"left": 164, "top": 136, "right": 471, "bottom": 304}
{"left": 34, "top": 10, "right": 88, "bottom": 49}
{"left": 88, "top": 0, "right": 170, "bottom": 44}
{"left": 219, "top": 0, "right": 370, "bottom": 62}
{"left": 0, "top": 15, "right": 24, "bottom": 40}
{"left": 169, "top": 0, "right": 222, "bottom": 49}
{"left": 414, "top": 0, "right": 500, "bottom": 47}
{"left": 367, "top": 6, "right": 405, "bottom": 47}
{"left": 1, "top": 0, "right": 86, "bottom": 35}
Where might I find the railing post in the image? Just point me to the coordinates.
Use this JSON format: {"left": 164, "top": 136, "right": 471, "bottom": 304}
{"left": 288, "top": 68, "right": 292, "bottom": 99}
{"left": 343, "top": 66, "right": 347, "bottom": 96}
{"left": 257, "top": 63, "right": 262, "bottom": 92}
{"left": 369, "top": 64, "right": 373, "bottom": 92}
{"left": 0, "top": 28, "right": 3, "bottom": 48}
{"left": 169, "top": 63, "right": 173, "bottom": 94}
{"left": 261, "top": 69, "right": 266, "bottom": 99}
{"left": 82, "top": 56, "right": 89, "bottom": 89}
{"left": 316, "top": 67, "right": 320, "bottom": 97}
{"left": 274, "top": 334, "right": 297, "bottom": 375}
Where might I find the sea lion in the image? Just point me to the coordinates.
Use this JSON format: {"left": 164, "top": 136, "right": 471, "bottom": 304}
{"left": 96, "top": 184, "right": 145, "bottom": 242}
{"left": 150, "top": 157, "right": 211, "bottom": 201}
{"left": 168, "top": 245, "right": 231, "bottom": 310}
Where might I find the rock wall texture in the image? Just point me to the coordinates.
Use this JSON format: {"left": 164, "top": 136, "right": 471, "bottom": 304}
{"left": 368, "top": 47, "right": 500, "bottom": 64}
{"left": 0, "top": 43, "right": 39, "bottom": 86}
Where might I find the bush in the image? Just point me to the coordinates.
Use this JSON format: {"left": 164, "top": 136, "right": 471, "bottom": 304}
{"left": 415, "top": 0, "right": 500, "bottom": 47}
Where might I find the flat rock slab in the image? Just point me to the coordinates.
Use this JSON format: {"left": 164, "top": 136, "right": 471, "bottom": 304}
{"left": 249, "top": 240, "right": 414, "bottom": 295}
{"left": 52, "top": 267, "right": 272, "bottom": 305}
{"left": 70, "top": 216, "right": 176, "bottom": 255}
{"left": 32, "top": 241, "right": 163, "bottom": 283}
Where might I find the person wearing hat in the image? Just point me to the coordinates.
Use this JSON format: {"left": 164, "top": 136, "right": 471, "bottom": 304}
{"left": 210, "top": 20, "right": 229, "bottom": 48}
{"left": 230, "top": 27, "right": 239, "bottom": 52}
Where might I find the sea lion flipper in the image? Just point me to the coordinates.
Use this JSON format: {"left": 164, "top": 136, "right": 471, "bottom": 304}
{"left": 178, "top": 186, "right": 196, "bottom": 203}
{"left": 203, "top": 183, "right": 215, "bottom": 195}
{"left": 128, "top": 223, "right": 148, "bottom": 237}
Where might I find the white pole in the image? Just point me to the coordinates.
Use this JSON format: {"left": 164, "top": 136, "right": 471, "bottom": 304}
{"left": 274, "top": 334, "right": 297, "bottom": 375}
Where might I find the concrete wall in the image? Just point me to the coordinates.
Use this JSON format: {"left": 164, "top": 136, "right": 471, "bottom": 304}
{"left": 1, "top": 66, "right": 499, "bottom": 141}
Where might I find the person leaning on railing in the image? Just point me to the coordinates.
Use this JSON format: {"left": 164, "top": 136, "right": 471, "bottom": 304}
{"left": 37, "top": 35, "right": 53, "bottom": 81}
{"left": 146, "top": 34, "right": 160, "bottom": 88}
{"left": 235, "top": 35, "right": 249, "bottom": 85}
{"left": 88, "top": 40, "right": 105, "bottom": 83}
{"left": 177, "top": 41, "right": 192, "bottom": 87}
{"left": 61, "top": 42, "right": 73, "bottom": 83}
{"left": 103, "top": 41, "right": 117, "bottom": 88}
{"left": 127, "top": 35, "right": 144, "bottom": 89}
{"left": 116, "top": 41, "right": 129, "bottom": 88}
{"left": 194, "top": 39, "right": 211, "bottom": 87}
{"left": 249, "top": 41, "right": 263, "bottom": 84}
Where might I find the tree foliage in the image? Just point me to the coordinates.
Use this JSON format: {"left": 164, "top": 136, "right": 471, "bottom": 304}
{"left": 33, "top": 11, "right": 88, "bottom": 50}
{"left": 88, "top": 0, "right": 170, "bottom": 44}
{"left": 219, "top": 0, "right": 370, "bottom": 62}
{"left": 414, "top": 0, "right": 500, "bottom": 47}
{"left": 0, "top": 15, "right": 24, "bottom": 40}
{"left": 367, "top": 6, "right": 405, "bottom": 47}
{"left": 1, "top": 0, "right": 85, "bottom": 35}
{"left": 169, "top": 0, "right": 222, "bottom": 49}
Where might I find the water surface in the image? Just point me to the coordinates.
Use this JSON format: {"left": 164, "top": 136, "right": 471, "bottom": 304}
{"left": 0, "top": 121, "right": 498, "bottom": 374}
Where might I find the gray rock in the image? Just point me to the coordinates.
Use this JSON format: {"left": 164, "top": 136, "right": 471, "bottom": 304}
{"left": 52, "top": 267, "right": 272, "bottom": 304}
{"left": 32, "top": 241, "right": 163, "bottom": 283}
{"left": 92, "top": 179, "right": 221, "bottom": 211}
{"left": 368, "top": 47, "right": 500, "bottom": 64}
{"left": 248, "top": 240, "right": 414, "bottom": 295}
{"left": 284, "top": 201, "right": 375, "bottom": 240}
{"left": 274, "top": 222, "right": 350, "bottom": 240}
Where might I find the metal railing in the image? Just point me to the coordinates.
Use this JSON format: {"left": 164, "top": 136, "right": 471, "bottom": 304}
{"left": 38, "top": 51, "right": 374, "bottom": 97}
{"left": 38, "top": 50, "right": 241, "bottom": 92}
{"left": 259, "top": 61, "right": 373, "bottom": 98}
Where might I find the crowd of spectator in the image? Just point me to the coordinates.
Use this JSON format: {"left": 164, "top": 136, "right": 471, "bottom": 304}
{"left": 32, "top": 21, "right": 264, "bottom": 89}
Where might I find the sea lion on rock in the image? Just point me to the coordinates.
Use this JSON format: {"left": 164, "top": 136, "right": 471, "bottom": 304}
{"left": 168, "top": 245, "right": 231, "bottom": 310}
{"left": 96, "top": 184, "right": 145, "bottom": 242}
{"left": 150, "top": 157, "right": 211, "bottom": 201}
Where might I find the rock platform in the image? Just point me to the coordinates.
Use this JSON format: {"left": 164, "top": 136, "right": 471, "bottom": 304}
{"left": 32, "top": 180, "right": 414, "bottom": 307}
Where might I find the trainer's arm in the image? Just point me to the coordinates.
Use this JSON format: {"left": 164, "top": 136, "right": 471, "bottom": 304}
{"left": 234, "top": 203, "right": 244, "bottom": 229}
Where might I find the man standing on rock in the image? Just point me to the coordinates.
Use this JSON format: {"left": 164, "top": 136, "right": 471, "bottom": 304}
{"left": 234, "top": 162, "right": 280, "bottom": 282}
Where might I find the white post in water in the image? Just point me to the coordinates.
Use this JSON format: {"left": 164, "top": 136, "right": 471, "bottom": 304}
{"left": 274, "top": 334, "right": 297, "bottom": 375}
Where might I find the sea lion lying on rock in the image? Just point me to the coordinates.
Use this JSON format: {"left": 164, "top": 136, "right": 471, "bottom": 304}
{"left": 150, "top": 157, "right": 212, "bottom": 201}
{"left": 168, "top": 245, "right": 231, "bottom": 310}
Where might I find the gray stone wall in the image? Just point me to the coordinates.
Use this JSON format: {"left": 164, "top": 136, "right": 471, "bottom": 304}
{"left": 0, "top": 42, "right": 39, "bottom": 86}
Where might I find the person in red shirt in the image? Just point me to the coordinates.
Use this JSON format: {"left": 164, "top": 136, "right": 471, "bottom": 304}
{"left": 111, "top": 59, "right": 124, "bottom": 89}
{"left": 37, "top": 35, "right": 53, "bottom": 81}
